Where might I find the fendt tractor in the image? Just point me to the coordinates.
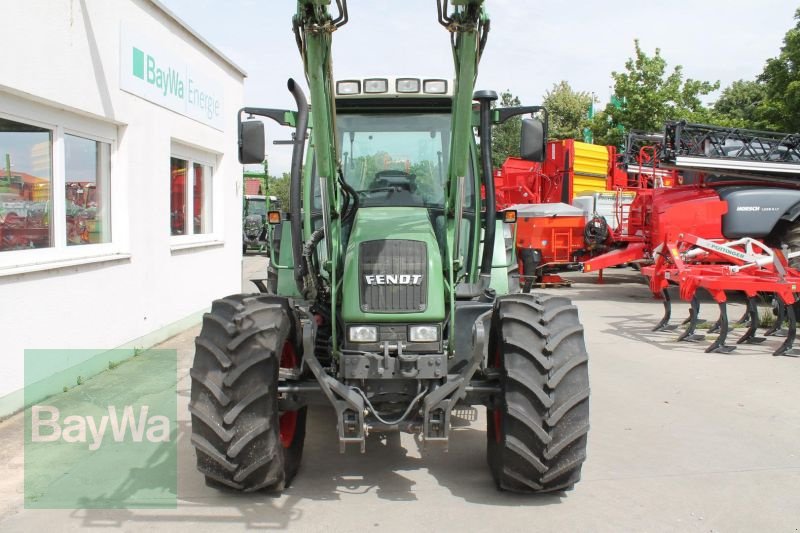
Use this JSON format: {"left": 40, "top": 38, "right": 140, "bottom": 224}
{"left": 188, "top": 0, "right": 590, "bottom": 493}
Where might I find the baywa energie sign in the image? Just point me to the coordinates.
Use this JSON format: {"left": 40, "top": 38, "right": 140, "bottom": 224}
{"left": 120, "top": 24, "right": 225, "bottom": 130}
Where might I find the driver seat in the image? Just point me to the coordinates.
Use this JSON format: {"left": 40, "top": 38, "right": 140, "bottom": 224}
{"left": 370, "top": 169, "right": 417, "bottom": 192}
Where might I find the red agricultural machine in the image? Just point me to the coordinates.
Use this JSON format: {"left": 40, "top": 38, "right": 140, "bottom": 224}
{"left": 494, "top": 139, "right": 612, "bottom": 285}
{"left": 493, "top": 134, "right": 673, "bottom": 287}
{"left": 582, "top": 121, "right": 800, "bottom": 356}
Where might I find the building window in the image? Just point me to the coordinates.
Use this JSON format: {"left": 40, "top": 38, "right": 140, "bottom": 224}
{"left": 170, "top": 151, "right": 214, "bottom": 237}
{"left": 0, "top": 117, "right": 53, "bottom": 252}
{"left": 170, "top": 157, "right": 187, "bottom": 235}
{"left": 65, "top": 134, "right": 111, "bottom": 245}
{"left": 193, "top": 162, "right": 212, "bottom": 234}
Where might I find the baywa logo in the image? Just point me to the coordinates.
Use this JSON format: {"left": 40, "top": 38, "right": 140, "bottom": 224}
{"left": 133, "top": 46, "right": 184, "bottom": 98}
{"left": 32, "top": 405, "right": 170, "bottom": 451}
{"left": 132, "top": 46, "right": 221, "bottom": 120}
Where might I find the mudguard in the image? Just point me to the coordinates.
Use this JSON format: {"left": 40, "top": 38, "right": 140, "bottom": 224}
{"left": 717, "top": 187, "right": 800, "bottom": 238}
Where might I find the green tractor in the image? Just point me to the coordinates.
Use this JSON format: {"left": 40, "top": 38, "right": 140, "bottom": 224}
{"left": 189, "top": 0, "right": 589, "bottom": 494}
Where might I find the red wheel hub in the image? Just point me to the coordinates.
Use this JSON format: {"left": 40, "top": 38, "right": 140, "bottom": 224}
{"left": 279, "top": 341, "right": 298, "bottom": 448}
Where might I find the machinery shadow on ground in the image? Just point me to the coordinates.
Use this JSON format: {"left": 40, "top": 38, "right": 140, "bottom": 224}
{"left": 599, "top": 314, "right": 720, "bottom": 352}
{"left": 283, "top": 408, "right": 566, "bottom": 507}
{"left": 71, "top": 420, "right": 304, "bottom": 530}
{"left": 69, "top": 408, "right": 565, "bottom": 530}
{"left": 598, "top": 311, "right": 790, "bottom": 357}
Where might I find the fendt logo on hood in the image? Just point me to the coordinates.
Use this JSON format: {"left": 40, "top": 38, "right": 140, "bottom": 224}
{"left": 365, "top": 274, "right": 423, "bottom": 286}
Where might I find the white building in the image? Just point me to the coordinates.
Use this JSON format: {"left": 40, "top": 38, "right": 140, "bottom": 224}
{"left": 0, "top": 0, "right": 246, "bottom": 415}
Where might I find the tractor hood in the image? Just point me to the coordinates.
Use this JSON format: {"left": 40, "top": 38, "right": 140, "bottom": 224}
{"left": 341, "top": 207, "right": 446, "bottom": 323}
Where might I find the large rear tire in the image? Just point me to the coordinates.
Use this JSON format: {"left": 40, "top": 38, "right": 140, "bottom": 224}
{"left": 487, "top": 293, "right": 590, "bottom": 493}
{"left": 779, "top": 222, "right": 800, "bottom": 269}
{"left": 189, "top": 294, "right": 306, "bottom": 492}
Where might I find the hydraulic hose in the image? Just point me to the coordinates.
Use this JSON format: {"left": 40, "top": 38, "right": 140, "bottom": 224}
{"left": 303, "top": 228, "right": 326, "bottom": 299}
{"left": 584, "top": 215, "right": 610, "bottom": 247}
{"left": 288, "top": 79, "right": 308, "bottom": 293}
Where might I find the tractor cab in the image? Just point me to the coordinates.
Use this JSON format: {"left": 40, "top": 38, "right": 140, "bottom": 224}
{"left": 309, "top": 77, "right": 480, "bottom": 352}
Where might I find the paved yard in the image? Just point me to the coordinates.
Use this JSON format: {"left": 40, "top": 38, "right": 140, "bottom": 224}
{"left": 1, "top": 257, "right": 798, "bottom": 532}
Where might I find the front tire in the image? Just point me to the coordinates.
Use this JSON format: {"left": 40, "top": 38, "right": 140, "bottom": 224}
{"left": 487, "top": 293, "right": 590, "bottom": 493}
{"left": 189, "top": 294, "right": 306, "bottom": 492}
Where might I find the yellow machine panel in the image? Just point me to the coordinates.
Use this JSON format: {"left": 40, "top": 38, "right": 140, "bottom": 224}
{"left": 572, "top": 141, "right": 608, "bottom": 195}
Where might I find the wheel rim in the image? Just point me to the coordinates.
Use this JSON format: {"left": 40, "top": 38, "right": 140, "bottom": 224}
{"left": 279, "top": 341, "right": 298, "bottom": 448}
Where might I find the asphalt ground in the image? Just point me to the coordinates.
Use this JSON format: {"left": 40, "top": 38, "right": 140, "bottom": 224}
{"left": 1, "top": 255, "right": 798, "bottom": 532}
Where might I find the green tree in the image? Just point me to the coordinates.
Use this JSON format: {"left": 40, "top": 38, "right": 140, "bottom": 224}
{"left": 712, "top": 80, "right": 774, "bottom": 129}
{"left": 542, "top": 81, "right": 593, "bottom": 140}
{"left": 268, "top": 172, "right": 291, "bottom": 211}
{"left": 491, "top": 91, "right": 522, "bottom": 168}
{"left": 592, "top": 40, "right": 719, "bottom": 146}
{"left": 758, "top": 8, "right": 800, "bottom": 132}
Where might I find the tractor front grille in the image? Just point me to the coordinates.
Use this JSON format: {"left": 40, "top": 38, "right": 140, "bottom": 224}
{"left": 359, "top": 239, "right": 427, "bottom": 313}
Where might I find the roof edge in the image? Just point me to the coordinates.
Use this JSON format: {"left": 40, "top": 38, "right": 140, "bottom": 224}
{"left": 147, "top": 0, "right": 248, "bottom": 78}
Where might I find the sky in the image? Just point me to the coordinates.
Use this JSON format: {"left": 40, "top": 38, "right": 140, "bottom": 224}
{"left": 160, "top": 0, "right": 798, "bottom": 175}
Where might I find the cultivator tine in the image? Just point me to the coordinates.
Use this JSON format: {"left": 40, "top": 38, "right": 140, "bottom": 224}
{"left": 734, "top": 299, "right": 751, "bottom": 326}
{"left": 707, "top": 292, "right": 727, "bottom": 334}
{"left": 677, "top": 296, "right": 706, "bottom": 342}
{"left": 705, "top": 303, "right": 735, "bottom": 353}
{"left": 773, "top": 304, "right": 800, "bottom": 357}
{"left": 680, "top": 298, "right": 707, "bottom": 327}
{"left": 653, "top": 288, "right": 678, "bottom": 331}
{"left": 736, "top": 297, "right": 766, "bottom": 345}
{"left": 764, "top": 298, "right": 788, "bottom": 337}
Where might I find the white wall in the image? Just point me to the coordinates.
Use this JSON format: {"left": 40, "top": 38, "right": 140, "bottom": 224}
{"left": 0, "top": 0, "right": 244, "bottom": 410}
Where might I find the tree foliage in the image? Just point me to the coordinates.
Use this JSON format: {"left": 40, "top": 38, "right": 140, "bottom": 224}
{"left": 491, "top": 91, "right": 522, "bottom": 168}
{"left": 542, "top": 81, "right": 593, "bottom": 140}
{"left": 712, "top": 80, "right": 773, "bottom": 129}
{"left": 758, "top": 8, "right": 800, "bottom": 132}
{"left": 267, "top": 173, "right": 291, "bottom": 211}
{"left": 591, "top": 40, "right": 719, "bottom": 146}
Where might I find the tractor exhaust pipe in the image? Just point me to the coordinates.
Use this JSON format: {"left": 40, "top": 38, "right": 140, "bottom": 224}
{"left": 288, "top": 78, "right": 309, "bottom": 294}
{"left": 475, "top": 90, "right": 499, "bottom": 284}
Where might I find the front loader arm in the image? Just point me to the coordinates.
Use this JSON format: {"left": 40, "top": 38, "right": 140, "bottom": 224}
{"left": 294, "top": 0, "right": 348, "bottom": 348}
{"left": 438, "top": 0, "right": 489, "bottom": 352}
{"left": 292, "top": 1, "right": 490, "bottom": 356}
{"left": 439, "top": 0, "right": 488, "bottom": 216}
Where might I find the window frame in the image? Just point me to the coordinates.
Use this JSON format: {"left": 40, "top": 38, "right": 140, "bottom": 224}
{"left": 169, "top": 141, "right": 219, "bottom": 248}
{"left": 0, "top": 102, "right": 123, "bottom": 274}
{"left": 63, "top": 129, "right": 113, "bottom": 247}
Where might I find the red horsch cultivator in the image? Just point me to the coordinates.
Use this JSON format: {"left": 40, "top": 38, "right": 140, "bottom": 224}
{"left": 584, "top": 121, "right": 800, "bottom": 356}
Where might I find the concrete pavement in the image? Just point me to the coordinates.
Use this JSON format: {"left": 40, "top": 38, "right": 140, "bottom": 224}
{"left": 1, "top": 256, "right": 799, "bottom": 531}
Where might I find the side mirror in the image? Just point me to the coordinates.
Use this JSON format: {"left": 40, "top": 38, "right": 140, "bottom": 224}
{"left": 238, "top": 120, "right": 265, "bottom": 164}
{"left": 520, "top": 118, "right": 546, "bottom": 162}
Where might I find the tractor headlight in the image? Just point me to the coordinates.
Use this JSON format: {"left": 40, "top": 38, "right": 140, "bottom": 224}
{"left": 423, "top": 79, "right": 448, "bottom": 94}
{"left": 336, "top": 80, "right": 361, "bottom": 95}
{"left": 409, "top": 325, "right": 439, "bottom": 342}
{"left": 348, "top": 325, "right": 378, "bottom": 343}
{"left": 396, "top": 78, "right": 421, "bottom": 93}
{"left": 364, "top": 78, "right": 388, "bottom": 94}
